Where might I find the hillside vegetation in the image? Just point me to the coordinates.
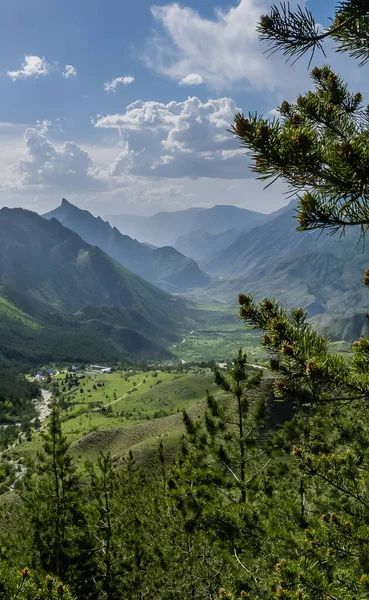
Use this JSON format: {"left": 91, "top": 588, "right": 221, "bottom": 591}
{"left": 0, "top": 208, "right": 194, "bottom": 366}
{"left": 9, "top": 369, "right": 218, "bottom": 466}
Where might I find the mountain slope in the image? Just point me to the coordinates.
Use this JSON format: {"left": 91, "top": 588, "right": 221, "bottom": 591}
{"left": 175, "top": 228, "right": 241, "bottom": 263}
{"left": 0, "top": 208, "right": 193, "bottom": 365}
{"left": 198, "top": 205, "right": 369, "bottom": 341}
{"left": 0, "top": 284, "right": 173, "bottom": 367}
{"left": 0, "top": 207, "right": 183, "bottom": 326}
{"left": 203, "top": 207, "right": 320, "bottom": 277}
{"left": 175, "top": 200, "right": 298, "bottom": 263}
{"left": 105, "top": 204, "right": 268, "bottom": 247}
{"left": 43, "top": 199, "right": 210, "bottom": 291}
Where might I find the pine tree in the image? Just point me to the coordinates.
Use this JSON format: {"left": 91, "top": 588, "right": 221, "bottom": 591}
{"left": 87, "top": 452, "right": 122, "bottom": 600}
{"left": 236, "top": 295, "right": 369, "bottom": 598}
{"left": 22, "top": 403, "right": 96, "bottom": 595}
{"left": 232, "top": 2, "right": 369, "bottom": 245}
{"left": 168, "top": 352, "right": 270, "bottom": 596}
{"left": 183, "top": 350, "right": 265, "bottom": 504}
{"left": 0, "top": 565, "right": 76, "bottom": 600}
{"left": 224, "top": 4, "right": 369, "bottom": 597}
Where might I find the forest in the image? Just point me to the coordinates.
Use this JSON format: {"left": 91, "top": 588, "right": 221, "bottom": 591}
{"left": 3, "top": 1, "right": 369, "bottom": 598}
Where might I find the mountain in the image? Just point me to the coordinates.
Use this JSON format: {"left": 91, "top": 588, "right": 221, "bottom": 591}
{"left": 104, "top": 204, "right": 269, "bottom": 247}
{"left": 43, "top": 199, "right": 210, "bottom": 292}
{"left": 174, "top": 201, "right": 297, "bottom": 263}
{"left": 0, "top": 207, "right": 190, "bottom": 366}
{"left": 198, "top": 206, "right": 369, "bottom": 341}
{"left": 0, "top": 284, "right": 174, "bottom": 368}
{"left": 203, "top": 207, "right": 319, "bottom": 278}
{"left": 175, "top": 228, "right": 241, "bottom": 264}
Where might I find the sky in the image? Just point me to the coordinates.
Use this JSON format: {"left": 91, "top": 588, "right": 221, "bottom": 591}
{"left": 0, "top": 0, "right": 364, "bottom": 216}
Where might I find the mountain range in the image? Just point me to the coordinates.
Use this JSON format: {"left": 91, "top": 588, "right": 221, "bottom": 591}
{"left": 0, "top": 207, "right": 191, "bottom": 366}
{"left": 105, "top": 205, "right": 269, "bottom": 248}
{"left": 44, "top": 199, "right": 210, "bottom": 293}
{"left": 104, "top": 200, "right": 369, "bottom": 342}
{"left": 2, "top": 196, "right": 369, "bottom": 370}
{"left": 198, "top": 206, "right": 369, "bottom": 341}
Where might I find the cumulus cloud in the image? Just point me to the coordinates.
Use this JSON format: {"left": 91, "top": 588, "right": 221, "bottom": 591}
{"left": 146, "top": 0, "right": 351, "bottom": 98}
{"left": 17, "top": 129, "right": 103, "bottom": 190}
{"left": 35, "top": 120, "right": 52, "bottom": 134}
{"left": 63, "top": 64, "right": 77, "bottom": 78}
{"left": 7, "top": 55, "right": 50, "bottom": 80}
{"left": 146, "top": 0, "right": 275, "bottom": 90}
{"left": 94, "top": 96, "right": 251, "bottom": 179}
{"left": 180, "top": 73, "right": 204, "bottom": 86}
{"left": 104, "top": 75, "right": 135, "bottom": 93}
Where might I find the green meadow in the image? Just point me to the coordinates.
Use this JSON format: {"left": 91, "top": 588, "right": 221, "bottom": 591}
{"left": 9, "top": 369, "right": 219, "bottom": 467}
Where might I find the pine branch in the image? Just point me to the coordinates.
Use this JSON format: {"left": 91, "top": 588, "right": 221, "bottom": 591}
{"left": 258, "top": 2, "right": 369, "bottom": 65}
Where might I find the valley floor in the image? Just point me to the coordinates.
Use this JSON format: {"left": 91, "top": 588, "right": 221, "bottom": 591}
{"left": 7, "top": 368, "right": 220, "bottom": 472}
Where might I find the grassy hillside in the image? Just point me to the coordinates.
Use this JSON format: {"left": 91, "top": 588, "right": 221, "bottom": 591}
{"left": 0, "top": 208, "right": 200, "bottom": 366}
{"left": 0, "top": 207, "right": 186, "bottom": 331}
{"left": 9, "top": 369, "right": 219, "bottom": 467}
{"left": 0, "top": 284, "right": 177, "bottom": 368}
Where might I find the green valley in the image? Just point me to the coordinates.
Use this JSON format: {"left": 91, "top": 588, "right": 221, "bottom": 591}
{"left": 7, "top": 368, "right": 219, "bottom": 469}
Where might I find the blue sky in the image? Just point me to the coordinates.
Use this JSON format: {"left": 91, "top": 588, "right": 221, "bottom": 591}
{"left": 0, "top": 0, "right": 361, "bottom": 216}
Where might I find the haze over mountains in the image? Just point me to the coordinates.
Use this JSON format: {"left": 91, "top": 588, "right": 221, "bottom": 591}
{"left": 106, "top": 200, "right": 369, "bottom": 341}
{"left": 1, "top": 196, "right": 369, "bottom": 370}
{"left": 0, "top": 207, "right": 190, "bottom": 366}
{"left": 201, "top": 205, "right": 369, "bottom": 341}
{"left": 105, "top": 205, "right": 269, "bottom": 248}
{"left": 44, "top": 200, "right": 210, "bottom": 293}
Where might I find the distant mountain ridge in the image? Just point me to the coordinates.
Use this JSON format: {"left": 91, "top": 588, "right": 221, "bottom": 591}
{"left": 198, "top": 206, "right": 369, "bottom": 341}
{"left": 175, "top": 200, "right": 298, "bottom": 263}
{"left": 44, "top": 199, "right": 210, "bottom": 292}
{"left": 105, "top": 204, "right": 269, "bottom": 247}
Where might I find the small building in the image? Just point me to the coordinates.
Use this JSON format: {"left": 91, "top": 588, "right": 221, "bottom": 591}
{"left": 90, "top": 365, "right": 111, "bottom": 373}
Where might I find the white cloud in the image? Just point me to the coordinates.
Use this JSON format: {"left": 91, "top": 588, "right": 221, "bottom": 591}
{"left": 63, "top": 64, "right": 77, "bottom": 79}
{"left": 7, "top": 55, "right": 50, "bottom": 80}
{"left": 180, "top": 73, "right": 204, "bottom": 86}
{"left": 147, "top": 0, "right": 354, "bottom": 99}
{"left": 146, "top": 0, "right": 276, "bottom": 90}
{"left": 94, "top": 96, "right": 251, "bottom": 179}
{"left": 104, "top": 75, "right": 135, "bottom": 93}
{"left": 0, "top": 115, "right": 290, "bottom": 217}
{"left": 17, "top": 129, "right": 103, "bottom": 190}
{"left": 35, "top": 120, "right": 52, "bottom": 134}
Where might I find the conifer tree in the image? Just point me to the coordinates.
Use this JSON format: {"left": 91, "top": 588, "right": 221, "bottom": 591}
{"left": 23, "top": 403, "right": 96, "bottom": 595}
{"left": 0, "top": 565, "right": 75, "bottom": 600}
{"left": 232, "top": 2, "right": 369, "bottom": 245}
{"left": 169, "top": 352, "right": 270, "bottom": 596}
{"left": 225, "top": 3, "right": 369, "bottom": 597}
{"left": 183, "top": 350, "right": 265, "bottom": 504}
{"left": 87, "top": 452, "right": 122, "bottom": 600}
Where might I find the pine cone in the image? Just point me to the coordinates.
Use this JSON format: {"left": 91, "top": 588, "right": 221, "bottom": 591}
{"left": 235, "top": 117, "right": 252, "bottom": 137}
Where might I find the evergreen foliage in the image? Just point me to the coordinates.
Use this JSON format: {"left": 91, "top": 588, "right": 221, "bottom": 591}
{"left": 4, "top": 2, "right": 369, "bottom": 599}
{"left": 233, "top": 2, "right": 369, "bottom": 241}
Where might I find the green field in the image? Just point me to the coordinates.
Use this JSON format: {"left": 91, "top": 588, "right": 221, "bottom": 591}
{"left": 9, "top": 369, "right": 219, "bottom": 467}
{"left": 178, "top": 301, "right": 268, "bottom": 363}
{"left": 5, "top": 300, "right": 269, "bottom": 476}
